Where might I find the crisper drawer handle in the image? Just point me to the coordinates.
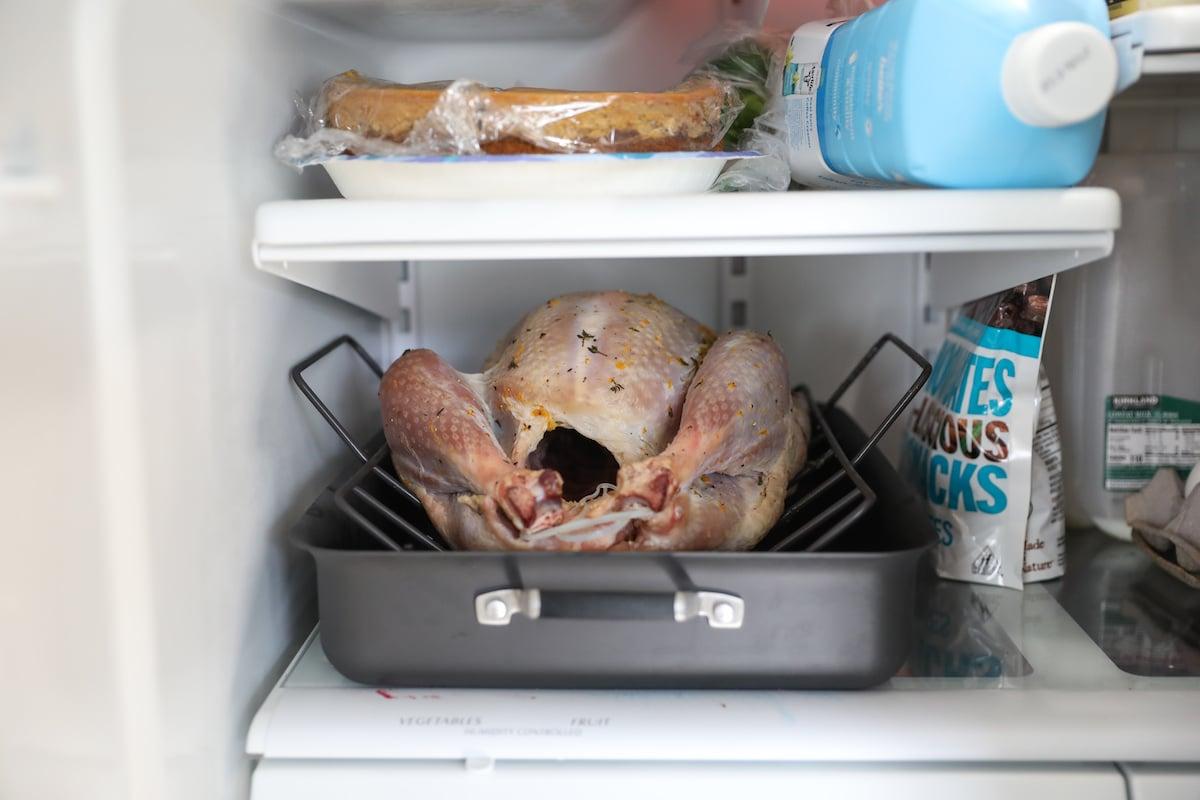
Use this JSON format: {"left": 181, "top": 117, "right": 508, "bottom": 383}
{"left": 474, "top": 589, "right": 744, "bottom": 630}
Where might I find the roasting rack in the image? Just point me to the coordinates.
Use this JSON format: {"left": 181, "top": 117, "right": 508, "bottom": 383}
{"left": 291, "top": 333, "right": 931, "bottom": 554}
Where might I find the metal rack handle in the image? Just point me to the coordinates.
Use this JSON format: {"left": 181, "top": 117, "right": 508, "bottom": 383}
{"left": 333, "top": 445, "right": 447, "bottom": 552}
{"left": 826, "top": 333, "right": 932, "bottom": 465}
{"left": 768, "top": 386, "right": 876, "bottom": 552}
{"left": 290, "top": 335, "right": 385, "bottom": 464}
{"left": 766, "top": 336, "right": 930, "bottom": 552}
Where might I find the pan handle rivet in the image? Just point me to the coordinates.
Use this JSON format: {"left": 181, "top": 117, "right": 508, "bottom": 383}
{"left": 713, "top": 602, "right": 736, "bottom": 625}
{"left": 484, "top": 599, "right": 508, "bottom": 620}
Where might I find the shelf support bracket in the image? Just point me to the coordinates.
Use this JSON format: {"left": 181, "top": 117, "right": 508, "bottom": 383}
{"left": 926, "top": 233, "right": 1114, "bottom": 309}
{"left": 719, "top": 256, "right": 751, "bottom": 330}
{"left": 253, "top": 245, "right": 411, "bottom": 320}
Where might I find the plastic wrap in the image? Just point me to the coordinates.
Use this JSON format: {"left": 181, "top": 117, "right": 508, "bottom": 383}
{"left": 709, "top": 104, "right": 790, "bottom": 192}
{"left": 691, "top": 33, "right": 777, "bottom": 147}
{"left": 693, "top": 33, "right": 792, "bottom": 192}
{"left": 276, "top": 70, "right": 744, "bottom": 169}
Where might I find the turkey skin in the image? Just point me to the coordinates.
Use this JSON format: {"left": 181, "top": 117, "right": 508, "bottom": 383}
{"left": 379, "top": 291, "right": 810, "bottom": 551}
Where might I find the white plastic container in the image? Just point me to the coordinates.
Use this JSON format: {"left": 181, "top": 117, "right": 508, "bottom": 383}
{"left": 781, "top": 0, "right": 1116, "bottom": 189}
{"left": 1047, "top": 153, "right": 1200, "bottom": 538}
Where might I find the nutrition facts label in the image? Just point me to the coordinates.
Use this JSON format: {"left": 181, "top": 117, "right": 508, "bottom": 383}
{"left": 1105, "top": 394, "right": 1200, "bottom": 490}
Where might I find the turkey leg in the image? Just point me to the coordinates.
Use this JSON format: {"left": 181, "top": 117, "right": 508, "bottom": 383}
{"left": 613, "top": 331, "right": 806, "bottom": 516}
{"left": 380, "top": 349, "right": 564, "bottom": 535}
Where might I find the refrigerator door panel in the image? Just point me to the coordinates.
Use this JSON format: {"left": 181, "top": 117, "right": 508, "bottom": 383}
{"left": 4, "top": 2, "right": 381, "bottom": 799}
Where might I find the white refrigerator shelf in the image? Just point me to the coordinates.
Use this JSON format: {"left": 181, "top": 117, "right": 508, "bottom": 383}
{"left": 1130, "top": 5, "right": 1200, "bottom": 75}
{"left": 246, "top": 583, "right": 1200, "bottom": 765}
{"left": 251, "top": 188, "right": 1120, "bottom": 318}
{"left": 1112, "top": 5, "right": 1200, "bottom": 82}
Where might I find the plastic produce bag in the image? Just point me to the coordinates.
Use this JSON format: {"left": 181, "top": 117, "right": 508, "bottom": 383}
{"left": 900, "top": 277, "right": 1063, "bottom": 590}
{"left": 692, "top": 33, "right": 780, "bottom": 148}
{"left": 709, "top": 105, "right": 790, "bottom": 192}
{"left": 694, "top": 33, "right": 792, "bottom": 192}
{"left": 275, "top": 70, "right": 744, "bottom": 169}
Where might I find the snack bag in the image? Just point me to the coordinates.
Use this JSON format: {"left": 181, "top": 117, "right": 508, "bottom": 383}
{"left": 900, "top": 278, "right": 1060, "bottom": 590}
{"left": 1023, "top": 370, "right": 1066, "bottom": 582}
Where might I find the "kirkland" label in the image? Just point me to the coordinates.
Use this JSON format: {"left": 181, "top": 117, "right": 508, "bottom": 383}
{"left": 1107, "top": 0, "right": 1139, "bottom": 19}
{"left": 1104, "top": 394, "right": 1200, "bottom": 490}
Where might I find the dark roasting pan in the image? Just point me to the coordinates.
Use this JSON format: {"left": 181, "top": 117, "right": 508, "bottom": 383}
{"left": 289, "top": 334, "right": 935, "bottom": 689}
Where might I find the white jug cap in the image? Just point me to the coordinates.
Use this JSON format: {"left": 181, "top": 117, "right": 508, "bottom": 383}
{"left": 1002, "top": 21, "right": 1118, "bottom": 128}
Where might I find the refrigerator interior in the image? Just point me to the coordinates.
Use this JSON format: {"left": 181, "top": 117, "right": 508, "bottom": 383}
{"left": 1045, "top": 72, "right": 1200, "bottom": 532}
{"left": 2, "top": 1, "right": 1196, "bottom": 799}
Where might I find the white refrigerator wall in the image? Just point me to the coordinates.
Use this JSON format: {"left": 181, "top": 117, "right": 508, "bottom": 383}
{"left": 3, "top": 2, "right": 383, "bottom": 799}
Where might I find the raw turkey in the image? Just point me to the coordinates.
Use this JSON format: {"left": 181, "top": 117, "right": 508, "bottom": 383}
{"left": 379, "top": 291, "right": 810, "bottom": 551}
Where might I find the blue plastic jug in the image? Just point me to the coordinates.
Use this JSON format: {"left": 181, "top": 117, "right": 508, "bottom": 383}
{"left": 783, "top": 0, "right": 1118, "bottom": 189}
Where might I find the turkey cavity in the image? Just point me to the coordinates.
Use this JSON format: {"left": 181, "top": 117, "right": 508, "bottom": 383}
{"left": 527, "top": 428, "right": 619, "bottom": 502}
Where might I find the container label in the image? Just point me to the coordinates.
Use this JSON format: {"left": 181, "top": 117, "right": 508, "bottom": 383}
{"left": 1104, "top": 394, "right": 1200, "bottom": 490}
{"left": 783, "top": 61, "right": 821, "bottom": 97}
{"left": 782, "top": 20, "right": 887, "bottom": 189}
{"left": 782, "top": 62, "right": 824, "bottom": 170}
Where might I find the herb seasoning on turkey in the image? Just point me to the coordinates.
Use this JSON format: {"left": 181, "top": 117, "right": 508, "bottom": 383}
{"left": 379, "top": 291, "right": 810, "bottom": 551}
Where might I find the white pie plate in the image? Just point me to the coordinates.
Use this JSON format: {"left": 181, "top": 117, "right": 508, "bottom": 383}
{"left": 321, "top": 151, "right": 759, "bottom": 200}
